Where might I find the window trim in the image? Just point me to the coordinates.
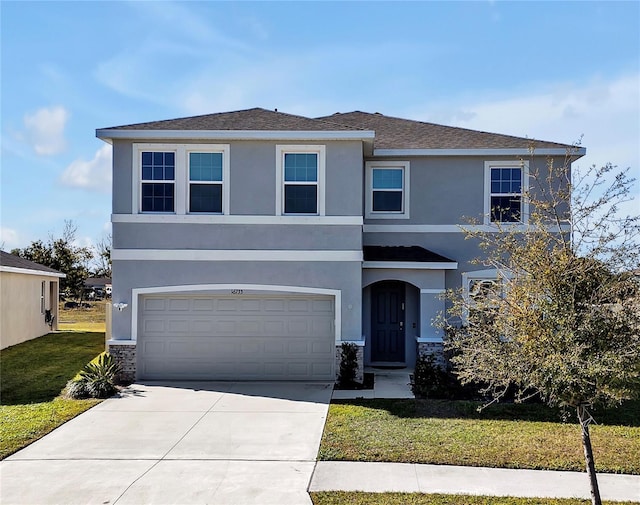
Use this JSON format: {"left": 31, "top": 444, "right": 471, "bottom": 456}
{"left": 484, "top": 160, "right": 529, "bottom": 225}
{"left": 133, "top": 143, "right": 230, "bottom": 215}
{"left": 365, "top": 161, "right": 410, "bottom": 219}
{"left": 275, "top": 145, "right": 325, "bottom": 216}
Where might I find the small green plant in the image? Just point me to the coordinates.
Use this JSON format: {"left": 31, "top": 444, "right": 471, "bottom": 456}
{"left": 66, "top": 352, "right": 120, "bottom": 399}
{"left": 338, "top": 342, "right": 359, "bottom": 388}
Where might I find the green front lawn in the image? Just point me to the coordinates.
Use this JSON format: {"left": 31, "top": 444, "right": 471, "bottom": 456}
{"left": 319, "top": 399, "right": 640, "bottom": 474}
{"left": 310, "top": 492, "right": 640, "bottom": 505}
{"left": 0, "top": 331, "right": 105, "bottom": 459}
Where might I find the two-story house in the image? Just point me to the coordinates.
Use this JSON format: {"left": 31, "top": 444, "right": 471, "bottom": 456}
{"left": 97, "top": 108, "right": 584, "bottom": 382}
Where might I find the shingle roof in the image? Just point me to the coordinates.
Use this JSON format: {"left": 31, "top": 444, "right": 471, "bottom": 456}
{"left": 0, "top": 251, "right": 64, "bottom": 275}
{"left": 100, "top": 107, "right": 579, "bottom": 152}
{"left": 100, "top": 107, "right": 365, "bottom": 132}
{"left": 363, "top": 246, "right": 455, "bottom": 263}
{"left": 319, "top": 111, "right": 573, "bottom": 150}
{"left": 85, "top": 277, "right": 112, "bottom": 287}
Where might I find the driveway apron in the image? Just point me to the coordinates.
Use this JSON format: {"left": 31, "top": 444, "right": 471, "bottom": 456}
{"left": 1, "top": 381, "right": 333, "bottom": 505}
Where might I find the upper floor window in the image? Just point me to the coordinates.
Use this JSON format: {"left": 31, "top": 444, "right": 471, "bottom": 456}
{"left": 189, "top": 152, "right": 223, "bottom": 213}
{"left": 141, "top": 151, "right": 175, "bottom": 212}
{"left": 484, "top": 161, "right": 529, "bottom": 224}
{"left": 365, "top": 161, "right": 410, "bottom": 219}
{"left": 134, "top": 144, "right": 230, "bottom": 215}
{"left": 276, "top": 145, "right": 325, "bottom": 216}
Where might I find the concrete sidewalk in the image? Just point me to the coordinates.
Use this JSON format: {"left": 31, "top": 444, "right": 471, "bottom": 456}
{"left": 309, "top": 461, "right": 640, "bottom": 502}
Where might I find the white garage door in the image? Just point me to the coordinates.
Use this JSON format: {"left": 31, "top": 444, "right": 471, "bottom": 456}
{"left": 138, "top": 293, "right": 335, "bottom": 380}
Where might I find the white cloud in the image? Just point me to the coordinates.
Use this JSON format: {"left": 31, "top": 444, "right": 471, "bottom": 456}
{"left": 60, "top": 145, "right": 112, "bottom": 192}
{"left": 413, "top": 73, "right": 640, "bottom": 204}
{"left": 0, "top": 227, "right": 20, "bottom": 250}
{"left": 23, "top": 105, "right": 69, "bottom": 155}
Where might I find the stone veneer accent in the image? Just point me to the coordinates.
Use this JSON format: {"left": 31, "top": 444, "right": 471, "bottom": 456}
{"left": 107, "top": 342, "right": 136, "bottom": 384}
{"left": 417, "top": 340, "right": 446, "bottom": 368}
{"left": 335, "top": 342, "right": 364, "bottom": 384}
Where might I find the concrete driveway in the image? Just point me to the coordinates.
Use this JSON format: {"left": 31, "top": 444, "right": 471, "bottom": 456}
{"left": 1, "top": 381, "right": 333, "bottom": 505}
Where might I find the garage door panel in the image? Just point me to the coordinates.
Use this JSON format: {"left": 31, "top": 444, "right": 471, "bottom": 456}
{"left": 217, "top": 299, "right": 238, "bottom": 311}
{"left": 240, "top": 299, "right": 261, "bottom": 311}
{"left": 191, "top": 298, "right": 213, "bottom": 311}
{"left": 143, "top": 319, "right": 166, "bottom": 333}
{"left": 143, "top": 298, "right": 166, "bottom": 311}
{"left": 139, "top": 294, "right": 335, "bottom": 380}
{"left": 288, "top": 299, "right": 310, "bottom": 312}
{"left": 167, "top": 320, "right": 189, "bottom": 333}
{"left": 264, "top": 299, "right": 286, "bottom": 311}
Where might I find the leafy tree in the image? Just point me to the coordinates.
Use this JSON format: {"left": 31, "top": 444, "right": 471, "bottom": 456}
{"left": 444, "top": 153, "right": 640, "bottom": 505}
{"left": 11, "top": 220, "right": 93, "bottom": 298}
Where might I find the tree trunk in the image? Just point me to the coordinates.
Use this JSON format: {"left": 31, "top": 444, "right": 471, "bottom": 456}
{"left": 577, "top": 405, "right": 602, "bottom": 505}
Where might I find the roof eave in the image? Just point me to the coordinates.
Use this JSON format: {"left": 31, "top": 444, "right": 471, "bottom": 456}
{"left": 373, "top": 147, "right": 586, "bottom": 157}
{"left": 0, "top": 266, "right": 66, "bottom": 278}
{"left": 96, "top": 129, "right": 376, "bottom": 142}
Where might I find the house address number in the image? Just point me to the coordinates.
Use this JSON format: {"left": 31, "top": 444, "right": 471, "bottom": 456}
{"left": 231, "top": 289, "right": 244, "bottom": 295}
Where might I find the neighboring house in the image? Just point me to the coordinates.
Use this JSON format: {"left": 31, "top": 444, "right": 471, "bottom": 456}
{"left": 84, "top": 277, "right": 112, "bottom": 298}
{"left": 0, "top": 251, "right": 65, "bottom": 350}
{"left": 96, "top": 108, "right": 585, "bottom": 382}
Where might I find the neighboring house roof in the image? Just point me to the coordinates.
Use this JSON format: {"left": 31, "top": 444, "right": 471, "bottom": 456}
{"left": 363, "top": 246, "right": 456, "bottom": 264}
{"left": 85, "top": 277, "right": 112, "bottom": 288}
{"left": 0, "top": 251, "right": 66, "bottom": 278}
{"left": 319, "top": 111, "right": 576, "bottom": 151}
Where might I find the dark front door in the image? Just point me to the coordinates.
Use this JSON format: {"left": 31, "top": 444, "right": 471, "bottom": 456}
{"left": 371, "top": 281, "right": 405, "bottom": 363}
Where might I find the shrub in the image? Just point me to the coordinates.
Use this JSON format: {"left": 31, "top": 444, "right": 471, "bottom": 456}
{"left": 338, "top": 342, "right": 360, "bottom": 388}
{"left": 412, "top": 353, "right": 452, "bottom": 399}
{"left": 66, "top": 352, "right": 120, "bottom": 399}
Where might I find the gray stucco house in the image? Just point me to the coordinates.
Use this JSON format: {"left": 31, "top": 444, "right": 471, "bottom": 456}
{"left": 97, "top": 108, "right": 584, "bottom": 382}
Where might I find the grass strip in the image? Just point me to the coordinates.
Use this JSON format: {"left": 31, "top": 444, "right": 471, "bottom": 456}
{"left": 319, "top": 399, "right": 640, "bottom": 474}
{"left": 310, "top": 492, "right": 640, "bottom": 505}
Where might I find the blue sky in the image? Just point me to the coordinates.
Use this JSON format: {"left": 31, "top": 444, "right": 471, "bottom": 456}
{"left": 1, "top": 1, "right": 638, "bottom": 252}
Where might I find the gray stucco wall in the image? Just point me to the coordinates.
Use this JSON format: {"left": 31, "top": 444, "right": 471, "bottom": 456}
{"left": 113, "top": 223, "right": 362, "bottom": 251}
{"left": 112, "top": 139, "right": 364, "bottom": 217}
{"left": 364, "top": 155, "right": 569, "bottom": 225}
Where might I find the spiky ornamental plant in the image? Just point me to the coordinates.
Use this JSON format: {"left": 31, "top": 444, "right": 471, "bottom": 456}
{"left": 444, "top": 149, "right": 640, "bottom": 505}
{"left": 67, "top": 353, "right": 121, "bottom": 399}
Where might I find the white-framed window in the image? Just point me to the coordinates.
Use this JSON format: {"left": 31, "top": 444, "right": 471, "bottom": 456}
{"left": 40, "top": 281, "right": 46, "bottom": 314}
{"left": 276, "top": 145, "right": 325, "bottom": 216}
{"left": 187, "top": 151, "right": 223, "bottom": 213}
{"left": 365, "top": 161, "right": 410, "bottom": 219}
{"left": 484, "top": 161, "right": 529, "bottom": 224}
{"left": 140, "top": 150, "right": 176, "bottom": 213}
{"left": 133, "top": 144, "right": 230, "bottom": 215}
{"left": 462, "top": 269, "right": 511, "bottom": 312}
